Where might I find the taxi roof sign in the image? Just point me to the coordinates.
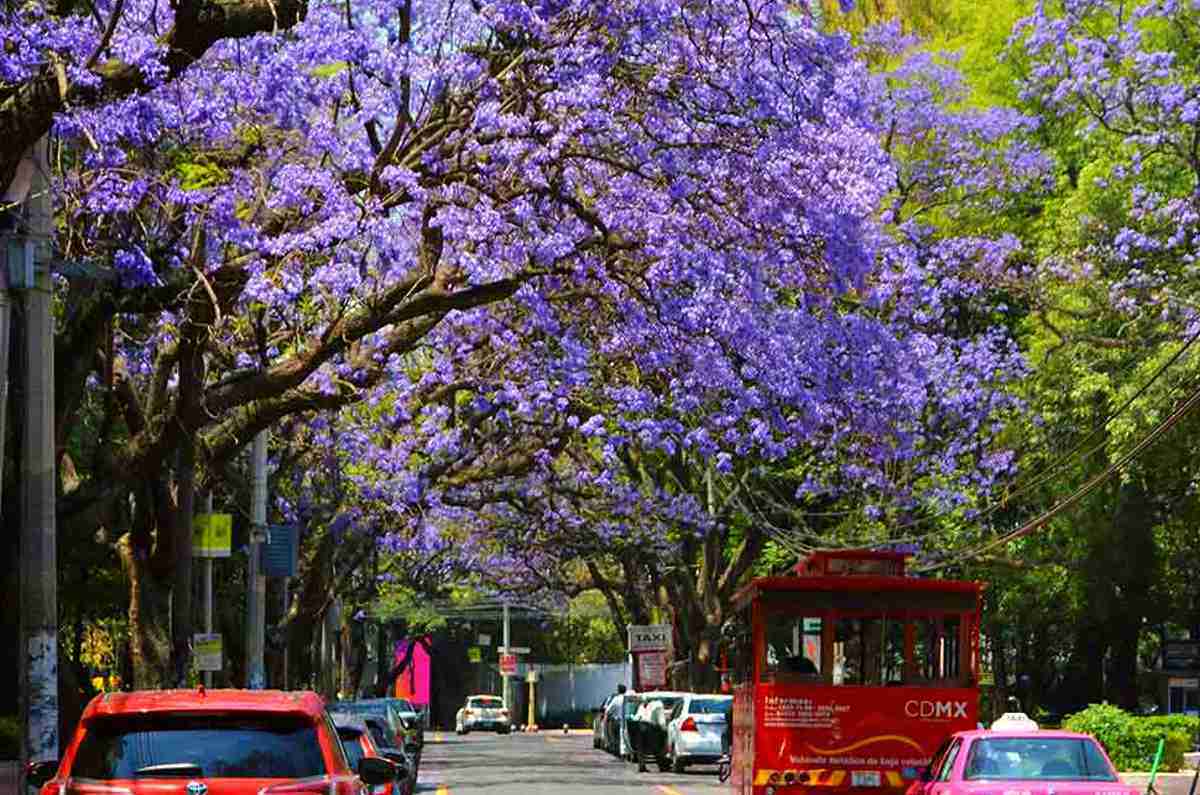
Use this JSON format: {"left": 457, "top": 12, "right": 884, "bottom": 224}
{"left": 990, "top": 712, "right": 1039, "bottom": 731}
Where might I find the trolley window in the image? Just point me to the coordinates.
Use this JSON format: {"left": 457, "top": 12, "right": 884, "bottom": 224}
{"left": 762, "top": 613, "right": 824, "bottom": 682}
{"left": 833, "top": 616, "right": 906, "bottom": 686}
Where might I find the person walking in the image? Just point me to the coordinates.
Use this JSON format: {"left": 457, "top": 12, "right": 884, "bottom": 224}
{"left": 633, "top": 697, "right": 668, "bottom": 772}
{"left": 631, "top": 697, "right": 654, "bottom": 772}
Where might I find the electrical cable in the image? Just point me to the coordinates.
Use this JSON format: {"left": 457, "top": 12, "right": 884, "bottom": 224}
{"left": 773, "top": 326, "right": 1200, "bottom": 552}
{"left": 914, "top": 376, "right": 1200, "bottom": 573}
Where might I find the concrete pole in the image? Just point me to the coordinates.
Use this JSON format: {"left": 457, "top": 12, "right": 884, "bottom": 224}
{"left": 17, "top": 137, "right": 58, "bottom": 777}
{"left": 502, "top": 602, "right": 510, "bottom": 708}
{"left": 0, "top": 237, "right": 9, "bottom": 514}
{"left": 1, "top": 140, "right": 35, "bottom": 567}
{"left": 203, "top": 493, "right": 214, "bottom": 687}
{"left": 246, "top": 429, "right": 267, "bottom": 689}
{"left": 281, "top": 577, "right": 289, "bottom": 690}
{"left": 527, "top": 678, "right": 535, "bottom": 730}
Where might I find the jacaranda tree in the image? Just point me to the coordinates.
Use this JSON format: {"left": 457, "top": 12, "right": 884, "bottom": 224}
{"left": 4, "top": 0, "right": 1033, "bottom": 688}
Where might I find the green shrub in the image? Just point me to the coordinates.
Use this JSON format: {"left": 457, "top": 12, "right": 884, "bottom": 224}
{"left": 0, "top": 714, "right": 18, "bottom": 759}
{"left": 1063, "top": 704, "right": 1193, "bottom": 772}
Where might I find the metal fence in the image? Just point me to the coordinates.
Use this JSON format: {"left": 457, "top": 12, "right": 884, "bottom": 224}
{"left": 513, "top": 662, "right": 629, "bottom": 726}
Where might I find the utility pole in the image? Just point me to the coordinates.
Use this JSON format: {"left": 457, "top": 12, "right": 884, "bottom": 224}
{"left": 1, "top": 142, "right": 36, "bottom": 540}
{"left": 502, "top": 602, "right": 510, "bottom": 709}
{"left": 246, "top": 429, "right": 267, "bottom": 689}
{"left": 16, "top": 138, "right": 58, "bottom": 782}
{"left": 203, "top": 493, "right": 214, "bottom": 688}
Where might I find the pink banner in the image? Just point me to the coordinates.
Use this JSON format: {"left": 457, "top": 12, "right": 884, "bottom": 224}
{"left": 394, "top": 637, "right": 431, "bottom": 706}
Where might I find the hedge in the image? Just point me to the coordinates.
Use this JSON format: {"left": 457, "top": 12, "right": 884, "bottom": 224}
{"left": 1063, "top": 703, "right": 1197, "bottom": 772}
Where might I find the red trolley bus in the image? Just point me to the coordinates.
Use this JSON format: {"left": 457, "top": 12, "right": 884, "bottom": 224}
{"left": 728, "top": 550, "right": 982, "bottom": 795}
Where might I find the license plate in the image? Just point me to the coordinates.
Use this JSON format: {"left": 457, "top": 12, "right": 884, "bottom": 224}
{"left": 852, "top": 772, "right": 882, "bottom": 787}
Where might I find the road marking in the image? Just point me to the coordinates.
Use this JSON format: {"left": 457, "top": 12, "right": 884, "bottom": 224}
{"left": 433, "top": 731, "right": 443, "bottom": 743}
{"left": 435, "top": 787, "right": 450, "bottom": 795}
{"left": 656, "top": 786, "right": 686, "bottom": 795}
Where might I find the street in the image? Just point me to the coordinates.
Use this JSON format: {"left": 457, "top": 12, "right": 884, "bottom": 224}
{"left": 410, "top": 734, "right": 1200, "bottom": 795}
{"left": 415, "top": 731, "right": 726, "bottom": 795}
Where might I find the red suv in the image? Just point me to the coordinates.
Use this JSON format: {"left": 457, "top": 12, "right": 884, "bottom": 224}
{"left": 27, "top": 689, "right": 396, "bottom": 795}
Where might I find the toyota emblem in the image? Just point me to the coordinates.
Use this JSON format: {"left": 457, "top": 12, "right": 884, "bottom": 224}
{"left": 186, "top": 781, "right": 208, "bottom": 795}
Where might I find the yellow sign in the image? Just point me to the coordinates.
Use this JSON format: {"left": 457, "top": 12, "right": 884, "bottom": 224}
{"left": 468, "top": 647, "right": 482, "bottom": 663}
{"left": 194, "top": 514, "right": 232, "bottom": 558}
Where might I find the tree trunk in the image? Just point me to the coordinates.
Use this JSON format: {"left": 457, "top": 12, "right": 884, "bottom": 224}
{"left": 119, "top": 533, "right": 174, "bottom": 688}
{"left": 172, "top": 329, "right": 203, "bottom": 686}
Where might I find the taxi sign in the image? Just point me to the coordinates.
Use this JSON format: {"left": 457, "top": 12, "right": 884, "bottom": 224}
{"left": 990, "top": 712, "right": 1039, "bottom": 731}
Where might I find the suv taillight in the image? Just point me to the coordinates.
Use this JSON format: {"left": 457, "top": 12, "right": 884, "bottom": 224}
{"left": 64, "top": 782, "right": 132, "bottom": 795}
{"left": 258, "top": 776, "right": 337, "bottom": 795}
{"left": 680, "top": 717, "right": 698, "bottom": 732}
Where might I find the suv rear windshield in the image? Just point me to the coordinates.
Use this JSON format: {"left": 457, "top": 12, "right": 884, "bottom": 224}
{"left": 689, "top": 698, "right": 731, "bottom": 715}
{"left": 71, "top": 714, "right": 327, "bottom": 780}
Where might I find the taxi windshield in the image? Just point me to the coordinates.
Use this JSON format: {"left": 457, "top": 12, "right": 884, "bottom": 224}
{"left": 964, "top": 737, "right": 1118, "bottom": 782}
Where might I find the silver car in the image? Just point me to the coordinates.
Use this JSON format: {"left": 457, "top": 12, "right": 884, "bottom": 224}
{"left": 455, "top": 694, "right": 511, "bottom": 734}
{"left": 665, "top": 693, "right": 732, "bottom": 772}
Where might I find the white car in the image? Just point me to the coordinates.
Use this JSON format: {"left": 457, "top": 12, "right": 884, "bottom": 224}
{"left": 665, "top": 693, "right": 732, "bottom": 772}
{"left": 455, "top": 694, "right": 511, "bottom": 734}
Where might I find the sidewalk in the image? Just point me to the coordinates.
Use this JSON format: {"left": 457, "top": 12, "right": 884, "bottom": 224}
{"left": 1121, "top": 772, "right": 1199, "bottom": 795}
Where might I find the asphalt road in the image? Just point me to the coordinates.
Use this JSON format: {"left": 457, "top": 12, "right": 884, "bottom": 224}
{"left": 414, "top": 730, "right": 727, "bottom": 795}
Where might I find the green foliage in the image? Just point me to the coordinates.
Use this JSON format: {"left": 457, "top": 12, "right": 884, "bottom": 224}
{"left": 0, "top": 714, "right": 18, "bottom": 759}
{"left": 1063, "top": 704, "right": 1195, "bottom": 771}
{"left": 174, "top": 161, "right": 228, "bottom": 191}
{"left": 535, "top": 592, "right": 627, "bottom": 664}
{"left": 371, "top": 584, "right": 448, "bottom": 635}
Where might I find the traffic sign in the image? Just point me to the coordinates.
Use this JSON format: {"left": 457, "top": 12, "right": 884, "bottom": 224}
{"left": 498, "top": 646, "right": 531, "bottom": 654}
{"left": 194, "top": 633, "right": 223, "bottom": 671}
{"left": 500, "top": 654, "right": 518, "bottom": 676}
{"left": 262, "top": 524, "right": 298, "bottom": 577}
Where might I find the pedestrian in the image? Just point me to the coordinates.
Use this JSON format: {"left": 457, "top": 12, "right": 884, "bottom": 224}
{"left": 631, "top": 697, "right": 654, "bottom": 772}
{"left": 645, "top": 698, "right": 668, "bottom": 769}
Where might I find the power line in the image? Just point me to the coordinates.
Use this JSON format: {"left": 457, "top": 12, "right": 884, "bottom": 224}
{"left": 914, "top": 376, "right": 1200, "bottom": 573}
{"left": 776, "top": 326, "right": 1200, "bottom": 551}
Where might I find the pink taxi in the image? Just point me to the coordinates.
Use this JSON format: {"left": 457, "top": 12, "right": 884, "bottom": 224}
{"left": 907, "top": 728, "right": 1139, "bottom": 795}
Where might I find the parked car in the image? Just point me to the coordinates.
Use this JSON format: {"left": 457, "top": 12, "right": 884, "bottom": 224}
{"left": 455, "top": 694, "right": 511, "bottom": 734}
{"left": 333, "top": 698, "right": 424, "bottom": 755}
{"left": 26, "top": 689, "right": 397, "bottom": 795}
{"left": 626, "top": 691, "right": 688, "bottom": 765}
{"left": 331, "top": 714, "right": 413, "bottom": 795}
{"left": 604, "top": 691, "right": 687, "bottom": 761}
{"left": 593, "top": 694, "right": 617, "bottom": 750}
{"left": 603, "top": 694, "right": 631, "bottom": 757}
{"left": 664, "top": 693, "right": 732, "bottom": 772}
{"left": 906, "top": 725, "right": 1140, "bottom": 795}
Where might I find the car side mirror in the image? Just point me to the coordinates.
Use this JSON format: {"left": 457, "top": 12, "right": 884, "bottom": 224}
{"left": 380, "top": 751, "right": 409, "bottom": 775}
{"left": 26, "top": 761, "right": 58, "bottom": 789}
{"left": 357, "top": 757, "right": 396, "bottom": 786}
